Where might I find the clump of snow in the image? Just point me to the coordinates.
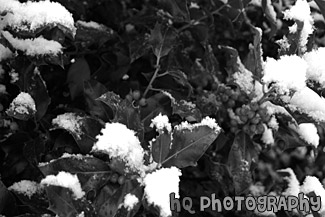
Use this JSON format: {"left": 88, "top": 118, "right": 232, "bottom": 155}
{"left": 150, "top": 113, "right": 172, "bottom": 133}
{"left": 9, "top": 69, "right": 19, "bottom": 83}
{"left": 7, "top": 92, "right": 36, "bottom": 116}
{"left": 283, "top": 0, "right": 314, "bottom": 52}
{"left": 0, "top": 84, "right": 7, "bottom": 94}
{"left": 300, "top": 176, "right": 325, "bottom": 212}
{"left": 52, "top": 113, "right": 83, "bottom": 139}
{"left": 261, "top": 124, "right": 274, "bottom": 145}
{"left": 76, "top": 20, "right": 107, "bottom": 30}
{"left": 303, "top": 48, "right": 325, "bottom": 87}
{"left": 60, "top": 153, "right": 91, "bottom": 160}
{"left": 161, "top": 91, "right": 176, "bottom": 104}
{"left": 0, "top": 44, "right": 13, "bottom": 61}
{"left": 277, "top": 168, "right": 300, "bottom": 197}
{"left": 232, "top": 68, "right": 254, "bottom": 94}
{"left": 287, "top": 87, "right": 325, "bottom": 122}
{"left": 175, "top": 116, "right": 220, "bottom": 133}
{"left": 8, "top": 180, "right": 43, "bottom": 198}
{"left": 2, "top": 31, "right": 62, "bottom": 56}
{"left": 144, "top": 167, "right": 181, "bottom": 217}
{"left": 0, "top": 0, "right": 75, "bottom": 34}
{"left": 268, "top": 116, "right": 279, "bottom": 130}
{"left": 121, "top": 193, "right": 139, "bottom": 211}
{"left": 92, "top": 122, "right": 145, "bottom": 173}
{"left": 41, "top": 171, "right": 85, "bottom": 199}
{"left": 290, "top": 123, "right": 319, "bottom": 147}
{"left": 262, "top": 55, "right": 307, "bottom": 94}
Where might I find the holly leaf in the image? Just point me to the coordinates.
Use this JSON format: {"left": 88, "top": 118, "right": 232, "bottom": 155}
{"left": 162, "top": 125, "right": 220, "bottom": 168}
{"left": 171, "top": 98, "right": 202, "bottom": 122}
{"left": 149, "top": 23, "right": 177, "bottom": 59}
{"left": 96, "top": 180, "right": 143, "bottom": 217}
{"left": 227, "top": 131, "right": 258, "bottom": 194}
{"left": 84, "top": 80, "right": 112, "bottom": 121}
{"left": 262, "top": 0, "right": 278, "bottom": 38}
{"left": 39, "top": 156, "right": 112, "bottom": 196}
{"left": 44, "top": 185, "right": 96, "bottom": 217}
{"left": 97, "top": 91, "right": 123, "bottom": 117}
{"left": 151, "top": 131, "right": 172, "bottom": 165}
{"left": 129, "top": 34, "right": 151, "bottom": 63}
{"left": 67, "top": 57, "right": 91, "bottom": 100}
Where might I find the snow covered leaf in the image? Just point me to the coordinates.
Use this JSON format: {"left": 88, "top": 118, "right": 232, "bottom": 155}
{"left": 6, "top": 92, "right": 36, "bottom": 120}
{"left": 141, "top": 93, "right": 172, "bottom": 131}
{"left": 75, "top": 20, "right": 116, "bottom": 48}
{"left": 97, "top": 91, "right": 123, "bottom": 116}
{"left": 162, "top": 117, "right": 221, "bottom": 168}
{"left": 39, "top": 154, "right": 111, "bottom": 196}
{"left": 96, "top": 180, "right": 142, "bottom": 217}
{"left": 67, "top": 57, "right": 91, "bottom": 100}
{"left": 149, "top": 23, "right": 176, "bottom": 59}
{"left": 52, "top": 113, "right": 103, "bottom": 153}
{"left": 171, "top": 96, "right": 202, "bottom": 122}
{"left": 92, "top": 123, "right": 145, "bottom": 174}
{"left": 44, "top": 185, "right": 96, "bottom": 217}
{"left": 227, "top": 131, "right": 258, "bottom": 194}
{"left": 277, "top": 168, "right": 300, "bottom": 197}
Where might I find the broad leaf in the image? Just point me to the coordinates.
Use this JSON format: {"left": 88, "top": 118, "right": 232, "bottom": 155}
{"left": 171, "top": 98, "right": 202, "bottom": 122}
{"left": 315, "top": 0, "right": 325, "bottom": 21}
{"left": 97, "top": 180, "right": 143, "bottom": 217}
{"left": 162, "top": 125, "right": 220, "bottom": 168}
{"left": 149, "top": 23, "right": 177, "bottom": 59}
{"left": 209, "top": 161, "right": 234, "bottom": 195}
{"left": 39, "top": 156, "right": 112, "bottom": 196}
{"left": 151, "top": 132, "right": 172, "bottom": 165}
{"left": 0, "top": 180, "right": 17, "bottom": 216}
{"left": 45, "top": 185, "right": 96, "bottom": 217}
{"left": 129, "top": 34, "right": 151, "bottom": 63}
{"left": 67, "top": 57, "right": 91, "bottom": 100}
{"left": 97, "top": 91, "right": 123, "bottom": 117}
{"left": 227, "top": 131, "right": 258, "bottom": 194}
{"left": 261, "top": 0, "right": 277, "bottom": 38}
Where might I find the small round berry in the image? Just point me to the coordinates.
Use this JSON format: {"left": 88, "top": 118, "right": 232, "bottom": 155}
{"left": 125, "top": 94, "right": 133, "bottom": 102}
{"left": 110, "top": 173, "right": 119, "bottom": 183}
{"left": 230, "top": 90, "right": 239, "bottom": 100}
{"left": 249, "top": 124, "right": 257, "bottom": 134}
{"left": 221, "top": 95, "right": 229, "bottom": 102}
{"left": 227, "top": 99, "right": 236, "bottom": 108}
{"left": 132, "top": 90, "right": 141, "bottom": 101}
{"left": 240, "top": 115, "right": 248, "bottom": 123}
{"left": 256, "top": 123, "right": 265, "bottom": 134}
{"left": 118, "top": 176, "right": 125, "bottom": 185}
{"left": 218, "top": 85, "right": 226, "bottom": 93}
{"left": 230, "top": 119, "right": 238, "bottom": 126}
{"left": 238, "top": 95, "right": 246, "bottom": 102}
{"left": 139, "top": 98, "right": 147, "bottom": 107}
{"left": 225, "top": 89, "right": 232, "bottom": 96}
{"left": 10, "top": 122, "right": 19, "bottom": 131}
{"left": 235, "top": 107, "right": 241, "bottom": 116}
{"left": 251, "top": 116, "right": 261, "bottom": 125}
{"left": 243, "top": 124, "right": 250, "bottom": 133}
{"left": 247, "top": 111, "right": 255, "bottom": 119}
{"left": 250, "top": 102, "right": 259, "bottom": 111}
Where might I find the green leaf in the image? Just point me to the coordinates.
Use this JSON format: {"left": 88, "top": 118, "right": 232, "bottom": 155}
{"left": 227, "top": 131, "right": 257, "bottom": 194}
{"left": 0, "top": 180, "right": 17, "bottom": 216}
{"left": 39, "top": 155, "right": 111, "bottom": 196}
{"left": 45, "top": 185, "right": 96, "bottom": 217}
{"left": 97, "top": 91, "right": 123, "bottom": 117}
{"left": 151, "top": 132, "right": 172, "bottom": 165}
{"left": 129, "top": 34, "right": 151, "bottom": 63}
{"left": 171, "top": 98, "right": 202, "bottom": 122}
{"left": 84, "top": 80, "right": 112, "bottom": 121}
{"left": 67, "top": 57, "right": 91, "bottom": 100}
{"left": 315, "top": 0, "right": 325, "bottom": 21}
{"left": 163, "top": 125, "right": 220, "bottom": 168}
{"left": 149, "top": 23, "right": 177, "bottom": 59}
{"left": 96, "top": 180, "right": 143, "bottom": 217}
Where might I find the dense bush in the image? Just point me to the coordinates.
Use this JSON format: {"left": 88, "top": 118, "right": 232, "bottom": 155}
{"left": 1, "top": 0, "right": 325, "bottom": 217}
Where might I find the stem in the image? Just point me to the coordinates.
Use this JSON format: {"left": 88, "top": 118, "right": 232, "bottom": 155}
{"left": 143, "top": 55, "right": 161, "bottom": 98}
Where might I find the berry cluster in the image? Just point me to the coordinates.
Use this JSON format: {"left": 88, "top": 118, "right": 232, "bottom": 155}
{"left": 125, "top": 90, "right": 147, "bottom": 107}
{"left": 214, "top": 85, "right": 271, "bottom": 137}
{"left": 109, "top": 172, "right": 126, "bottom": 185}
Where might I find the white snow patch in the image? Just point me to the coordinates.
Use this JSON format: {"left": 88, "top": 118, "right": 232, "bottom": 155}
{"left": 41, "top": 171, "right": 85, "bottom": 199}
{"left": 92, "top": 122, "right": 145, "bottom": 173}
{"left": 263, "top": 55, "right": 307, "bottom": 94}
{"left": 8, "top": 180, "right": 43, "bottom": 198}
{"left": 233, "top": 69, "right": 254, "bottom": 94}
{"left": 0, "top": 44, "right": 13, "bottom": 61}
{"left": 290, "top": 123, "right": 319, "bottom": 147}
{"left": 303, "top": 48, "right": 325, "bottom": 87}
{"left": 121, "top": 193, "right": 139, "bottom": 211}
{"left": 300, "top": 176, "right": 325, "bottom": 212}
{"left": 277, "top": 168, "right": 300, "bottom": 197}
{"left": 261, "top": 124, "right": 274, "bottom": 145}
{"left": 175, "top": 116, "right": 220, "bottom": 132}
{"left": 2, "top": 31, "right": 62, "bottom": 56}
{"left": 7, "top": 92, "right": 36, "bottom": 116}
{"left": 76, "top": 20, "right": 107, "bottom": 30}
{"left": 144, "top": 167, "right": 181, "bottom": 217}
{"left": 150, "top": 113, "right": 172, "bottom": 133}
{"left": 52, "top": 113, "right": 83, "bottom": 139}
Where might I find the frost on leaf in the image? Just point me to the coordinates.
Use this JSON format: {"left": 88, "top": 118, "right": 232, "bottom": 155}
{"left": 150, "top": 113, "right": 172, "bottom": 133}
{"left": 263, "top": 55, "right": 307, "bottom": 94}
{"left": 6, "top": 92, "right": 36, "bottom": 120}
{"left": 283, "top": 0, "right": 314, "bottom": 52}
{"left": 8, "top": 180, "right": 43, "bottom": 199}
{"left": 144, "top": 167, "right": 181, "bottom": 217}
{"left": 303, "top": 47, "right": 325, "bottom": 87}
{"left": 0, "top": 0, "right": 75, "bottom": 34}
{"left": 92, "top": 122, "right": 145, "bottom": 173}
{"left": 232, "top": 68, "right": 254, "bottom": 94}
{"left": 40, "top": 171, "right": 85, "bottom": 199}
{"left": 2, "top": 31, "right": 62, "bottom": 56}
{"left": 52, "top": 113, "right": 83, "bottom": 139}
{"left": 175, "top": 116, "right": 220, "bottom": 132}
